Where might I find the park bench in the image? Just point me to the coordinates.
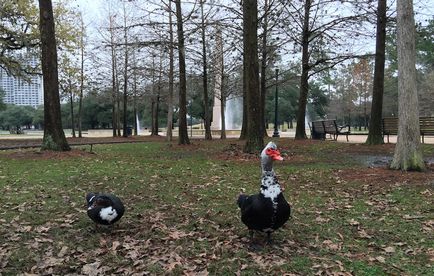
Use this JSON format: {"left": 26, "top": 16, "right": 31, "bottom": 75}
{"left": 310, "top": 121, "right": 326, "bottom": 140}
{"left": 419, "top": 116, "right": 434, "bottom": 143}
{"left": 310, "top": 119, "right": 350, "bottom": 141}
{"left": 9, "top": 127, "right": 24, "bottom": 134}
{"left": 382, "top": 117, "right": 398, "bottom": 143}
{"left": 382, "top": 116, "right": 434, "bottom": 143}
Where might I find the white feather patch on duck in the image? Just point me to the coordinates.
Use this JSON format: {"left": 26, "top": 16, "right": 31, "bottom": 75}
{"left": 99, "top": 207, "right": 118, "bottom": 223}
{"left": 260, "top": 173, "right": 282, "bottom": 201}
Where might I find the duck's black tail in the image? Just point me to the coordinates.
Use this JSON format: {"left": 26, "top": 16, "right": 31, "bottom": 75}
{"left": 237, "top": 193, "right": 248, "bottom": 208}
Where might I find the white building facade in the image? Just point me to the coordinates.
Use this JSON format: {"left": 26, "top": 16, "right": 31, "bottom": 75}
{"left": 0, "top": 56, "right": 43, "bottom": 108}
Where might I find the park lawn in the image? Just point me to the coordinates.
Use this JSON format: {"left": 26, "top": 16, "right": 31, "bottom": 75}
{"left": 0, "top": 139, "right": 433, "bottom": 275}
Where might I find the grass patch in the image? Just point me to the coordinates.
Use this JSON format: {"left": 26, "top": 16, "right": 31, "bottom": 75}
{"left": 0, "top": 139, "right": 433, "bottom": 274}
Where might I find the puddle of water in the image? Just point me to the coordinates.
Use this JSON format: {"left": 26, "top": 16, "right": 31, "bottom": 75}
{"left": 357, "top": 155, "right": 434, "bottom": 168}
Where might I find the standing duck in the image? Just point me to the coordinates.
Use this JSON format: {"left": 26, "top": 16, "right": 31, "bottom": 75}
{"left": 237, "top": 141, "right": 291, "bottom": 244}
{"left": 86, "top": 193, "right": 125, "bottom": 229}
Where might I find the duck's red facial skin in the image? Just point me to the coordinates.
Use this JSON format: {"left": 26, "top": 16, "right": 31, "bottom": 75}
{"left": 266, "top": 148, "right": 283, "bottom": 161}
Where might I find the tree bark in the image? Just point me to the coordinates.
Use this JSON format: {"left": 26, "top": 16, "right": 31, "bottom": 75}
{"left": 78, "top": 12, "right": 85, "bottom": 138}
{"left": 366, "top": 0, "right": 387, "bottom": 145}
{"left": 133, "top": 47, "right": 138, "bottom": 136}
{"left": 175, "top": 0, "right": 190, "bottom": 145}
{"left": 200, "top": 1, "right": 212, "bottom": 140}
{"left": 69, "top": 82, "right": 76, "bottom": 138}
{"left": 110, "top": 14, "right": 118, "bottom": 137}
{"left": 155, "top": 53, "right": 163, "bottom": 136}
{"left": 243, "top": 0, "right": 263, "bottom": 153}
{"left": 38, "top": 0, "right": 70, "bottom": 151}
{"left": 151, "top": 55, "right": 159, "bottom": 136}
{"left": 295, "top": 0, "right": 311, "bottom": 140}
{"left": 390, "top": 0, "right": 425, "bottom": 171}
{"left": 240, "top": 51, "right": 248, "bottom": 140}
{"left": 166, "top": 0, "right": 174, "bottom": 141}
{"left": 122, "top": 3, "right": 129, "bottom": 138}
{"left": 116, "top": 60, "right": 121, "bottom": 137}
{"left": 220, "top": 74, "right": 226, "bottom": 139}
{"left": 259, "top": 0, "right": 268, "bottom": 138}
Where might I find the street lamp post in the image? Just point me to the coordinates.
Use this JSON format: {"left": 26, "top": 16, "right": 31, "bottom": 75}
{"left": 273, "top": 68, "right": 280, "bottom": 138}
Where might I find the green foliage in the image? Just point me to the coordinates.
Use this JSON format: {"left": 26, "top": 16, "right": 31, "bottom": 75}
{"left": 386, "top": 19, "right": 434, "bottom": 74}
{"left": 32, "top": 105, "right": 44, "bottom": 128}
{"left": 0, "top": 0, "right": 83, "bottom": 78}
{"left": 0, "top": 104, "right": 35, "bottom": 129}
{"left": 265, "top": 70, "right": 299, "bottom": 124}
{"left": 416, "top": 19, "right": 434, "bottom": 72}
{"left": 308, "top": 82, "right": 329, "bottom": 119}
{"left": 0, "top": 89, "right": 6, "bottom": 111}
{"left": 0, "top": 0, "right": 39, "bottom": 77}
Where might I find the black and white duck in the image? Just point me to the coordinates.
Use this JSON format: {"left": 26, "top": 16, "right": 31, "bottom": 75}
{"left": 237, "top": 141, "right": 291, "bottom": 244}
{"left": 86, "top": 193, "right": 125, "bottom": 230}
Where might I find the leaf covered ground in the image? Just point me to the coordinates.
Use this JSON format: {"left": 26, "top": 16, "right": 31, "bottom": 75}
{"left": 0, "top": 138, "right": 433, "bottom": 275}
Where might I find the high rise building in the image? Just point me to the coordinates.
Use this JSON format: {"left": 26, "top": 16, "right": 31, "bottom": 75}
{"left": 0, "top": 55, "right": 43, "bottom": 108}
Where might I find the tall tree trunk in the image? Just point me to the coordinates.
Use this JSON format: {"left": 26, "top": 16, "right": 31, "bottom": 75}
{"left": 240, "top": 54, "right": 248, "bottom": 140}
{"left": 110, "top": 15, "right": 117, "bottom": 137}
{"left": 175, "top": 0, "right": 190, "bottom": 145}
{"left": 69, "top": 83, "right": 76, "bottom": 138}
{"left": 78, "top": 12, "right": 85, "bottom": 138}
{"left": 151, "top": 55, "right": 159, "bottom": 136}
{"left": 166, "top": 0, "right": 174, "bottom": 141}
{"left": 260, "top": 0, "right": 268, "bottom": 138}
{"left": 133, "top": 46, "right": 138, "bottom": 136}
{"left": 116, "top": 63, "right": 121, "bottom": 136}
{"left": 152, "top": 53, "right": 163, "bottom": 136}
{"left": 38, "top": 0, "right": 70, "bottom": 151}
{"left": 295, "top": 0, "right": 311, "bottom": 140}
{"left": 220, "top": 93, "right": 226, "bottom": 139}
{"left": 243, "top": 0, "right": 263, "bottom": 153}
{"left": 122, "top": 3, "right": 128, "bottom": 137}
{"left": 391, "top": 0, "right": 425, "bottom": 171}
{"left": 220, "top": 72, "right": 226, "bottom": 139}
{"left": 200, "top": 0, "right": 212, "bottom": 140}
{"left": 366, "top": 0, "right": 387, "bottom": 145}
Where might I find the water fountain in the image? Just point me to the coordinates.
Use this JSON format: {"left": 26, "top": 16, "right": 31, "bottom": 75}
{"left": 211, "top": 96, "right": 243, "bottom": 135}
{"left": 225, "top": 97, "right": 243, "bottom": 130}
{"left": 136, "top": 114, "right": 141, "bottom": 135}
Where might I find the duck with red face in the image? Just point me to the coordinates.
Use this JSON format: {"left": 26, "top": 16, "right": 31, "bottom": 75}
{"left": 237, "top": 142, "right": 291, "bottom": 245}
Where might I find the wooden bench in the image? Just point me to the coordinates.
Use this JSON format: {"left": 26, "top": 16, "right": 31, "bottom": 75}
{"left": 382, "top": 116, "right": 434, "bottom": 143}
{"left": 420, "top": 116, "right": 434, "bottom": 143}
{"left": 310, "top": 121, "right": 326, "bottom": 140}
{"left": 382, "top": 117, "right": 398, "bottom": 143}
{"left": 310, "top": 120, "right": 350, "bottom": 141}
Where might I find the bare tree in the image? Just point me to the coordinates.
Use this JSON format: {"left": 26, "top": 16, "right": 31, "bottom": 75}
{"left": 78, "top": 12, "right": 86, "bottom": 138}
{"left": 166, "top": 0, "right": 175, "bottom": 141}
{"left": 366, "top": 0, "right": 387, "bottom": 145}
{"left": 243, "top": 0, "right": 263, "bottom": 153}
{"left": 175, "top": 0, "right": 190, "bottom": 145}
{"left": 122, "top": 1, "right": 129, "bottom": 137}
{"left": 108, "top": 13, "right": 120, "bottom": 137}
{"left": 285, "top": 0, "right": 370, "bottom": 139}
{"left": 38, "top": 0, "right": 70, "bottom": 151}
{"left": 390, "top": 0, "right": 425, "bottom": 171}
{"left": 199, "top": 0, "right": 212, "bottom": 140}
{"left": 294, "top": 0, "right": 312, "bottom": 139}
